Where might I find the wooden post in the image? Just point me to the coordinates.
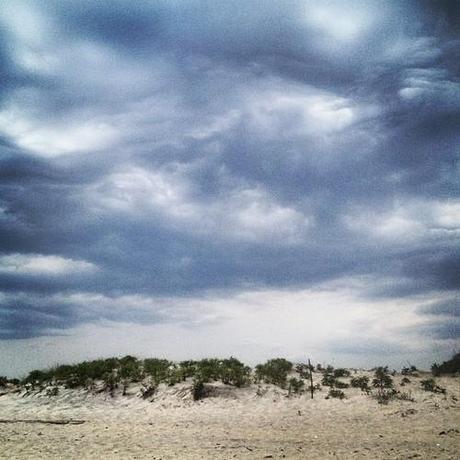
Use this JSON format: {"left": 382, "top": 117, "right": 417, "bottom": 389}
{"left": 308, "top": 358, "right": 314, "bottom": 399}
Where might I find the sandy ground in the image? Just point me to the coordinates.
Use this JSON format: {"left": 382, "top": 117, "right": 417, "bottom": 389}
{"left": 0, "top": 372, "right": 458, "bottom": 459}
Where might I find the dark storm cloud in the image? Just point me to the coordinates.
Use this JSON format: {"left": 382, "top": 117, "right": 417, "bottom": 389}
{"left": 0, "top": 0, "right": 458, "bottom": 342}
{"left": 325, "top": 337, "right": 409, "bottom": 356}
{"left": 415, "top": 320, "right": 460, "bottom": 340}
{"left": 419, "top": 298, "right": 460, "bottom": 317}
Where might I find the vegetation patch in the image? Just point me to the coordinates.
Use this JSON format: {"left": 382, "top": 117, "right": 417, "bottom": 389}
{"left": 255, "top": 358, "right": 293, "bottom": 388}
{"left": 350, "top": 376, "right": 370, "bottom": 392}
{"left": 327, "top": 389, "right": 346, "bottom": 399}
{"left": 420, "top": 378, "right": 446, "bottom": 394}
{"left": 431, "top": 353, "right": 460, "bottom": 376}
{"left": 288, "top": 377, "right": 304, "bottom": 396}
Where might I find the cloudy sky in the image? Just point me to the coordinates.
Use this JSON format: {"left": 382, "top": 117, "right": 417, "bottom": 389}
{"left": 0, "top": 0, "right": 459, "bottom": 376}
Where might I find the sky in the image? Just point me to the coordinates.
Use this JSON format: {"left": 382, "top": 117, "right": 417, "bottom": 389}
{"left": 0, "top": 0, "right": 459, "bottom": 377}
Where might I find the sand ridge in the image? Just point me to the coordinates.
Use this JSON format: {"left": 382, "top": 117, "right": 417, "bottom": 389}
{"left": 0, "top": 371, "right": 458, "bottom": 459}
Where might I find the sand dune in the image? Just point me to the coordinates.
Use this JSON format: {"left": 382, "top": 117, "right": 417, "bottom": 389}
{"left": 0, "top": 371, "right": 458, "bottom": 459}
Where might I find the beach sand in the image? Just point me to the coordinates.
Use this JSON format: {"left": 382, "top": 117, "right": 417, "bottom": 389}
{"left": 0, "top": 372, "right": 458, "bottom": 459}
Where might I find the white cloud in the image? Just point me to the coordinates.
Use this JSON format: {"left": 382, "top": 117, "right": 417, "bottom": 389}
{"left": 0, "top": 106, "right": 119, "bottom": 157}
{"left": 0, "top": 253, "right": 97, "bottom": 276}
{"left": 399, "top": 68, "right": 460, "bottom": 106}
{"left": 384, "top": 37, "right": 441, "bottom": 66}
{"left": 304, "top": 2, "right": 374, "bottom": 42}
{"left": 88, "top": 166, "right": 312, "bottom": 245}
{"left": 343, "top": 199, "right": 460, "bottom": 243}
{"left": 244, "top": 83, "right": 357, "bottom": 137}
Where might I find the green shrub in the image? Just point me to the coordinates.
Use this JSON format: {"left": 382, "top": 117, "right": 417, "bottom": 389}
{"left": 420, "top": 378, "right": 446, "bottom": 394}
{"left": 81, "top": 358, "right": 119, "bottom": 381}
{"left": 64, "top": 374, "right": 84, "bottom": 389}
{"left": 143, "top": 358, "right": 171, "bottom": 384}
{"left": 178, "top": 361, "right": 198, "bottom": 379}
{"left": 165, "top": 365, "right": 185, "bottom": 386}
{"left": 255, "top": 358, "right": 293, "bottom": 388}
{"left": 333, "top": 368, "right": 351, "bottom": 378}
{"left": 103, "top": 372, "right": 120, "bottom": 397}
{"left": 192, "top": 359, "right": 221, "bottom": 383}
{"left": 327, "top": 389, "right": 345, "bottom": 399}
{"left": 431, "top": 353, "right": 460, "bottom": 376}
{"left": 374, "top": 388, "right": 398, "bottom": 405}
{"left": 45, "top": 386, "right": 59, "bottom": 397}
{"left": 119, "top": 356, "right": 142, "bottom": 382}
{"left": 219, "top": 358, "right": 251, "bottom": 387}
{"left": 396, "top": 390, "right": 414, "bottom": 402}
{"left": 0, "top": 376, "right": 7, "bottom": 387}
{"left": 53, "top": 364, "right": 75, "bottom": 382}
{"left": 321, "top": 370, "right": 337, "bottom": 387}
{"left": 372, "top": 367, "right": 395, "bottom": 404}
{"left": 192, "top": 379, "right": 206, "bottom": 401}
{"left": 121, "top": 378, "right": 130, "bottom": 396}
{"left": 295, "top": 363, "right": 312, "bottom": 379}
{"left": 372, "top": 367, "right": 394, "bottom": 390}
{"left": 23, "top": 369, "right": 53, "bottom": 385}
{"left": 401, "top": 365, "right": 418, "bottom": 376}
{"left": 400, "top": 377, "right": 411, "bottom": 386}
{"left": 140, "top": 382, "right": 156, "bottom": 399}
{"left": 288, "top": 377, "right": 304, "bottom": 396}
{"left": 334, "top": 380, "right": 349, "bottom": 389}
{"left": 350, "top": 376, "right": 370, "bottom": 391}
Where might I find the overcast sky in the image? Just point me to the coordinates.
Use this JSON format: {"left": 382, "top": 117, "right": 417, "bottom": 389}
{"left": 0, "top": 0, "right": 459, "bottom": 377}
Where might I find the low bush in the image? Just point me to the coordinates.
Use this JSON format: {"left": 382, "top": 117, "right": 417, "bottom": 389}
{"left": 0, "top": 376, "right": 7, "bottom": 387}
{"left": 372, "top": 367, "right": 395, "bottom": 404}
{"left": 431, "top": 353, "right": 460, "bottom": 376}
{"left": 178, "top": 361, "right": 198, "bottom": 379}
{"left": 333, "top": 368, "right": 351, "bottom": 378}
{"left": 23, "top": 369, "right": 53, "bottom": 385}
{"left": 45, "top": 386, "right": 59, "bottom": 397}
{"left": 372, "top": 367, "right": 394, "bottom": 390}
{"left": 401, "top": 365, "right": 418, "bottom": 376}
{"left": 420, "top": 378, "right": 446, "bottom": 394}
{"left": 63, "top": 374, "right": 84, "bottom": 389}
{"left": 121, "top": 378, "right": 130, "bottom": 396}
{"left": 193, "top": 359, "right": 222, "bottom": 383}
{"left": 334, "top": 380, "right": 350, "bottom": 389}
{"left": 103, "top": 372, "right": 120, "bottom": 397}
{"left": 374, "top": 388, "right": 414, "bottom": 404}
{"left": 165, "top": 365, "right": 185, "bottom": 386}
{"left": 119, "top": 356, "right": 142, "bottom": 382}
{"left": 374, "top": 388, "right": 398, "bottom": 405}
{"left": 396, "top": 390, "right": 414, "bottom": 402}
{"left": 219, "top": 358, "right": 251, "bottom": 387}
{"left": 288, "top": 377, "right": 304, "bottom": 396}
{"left": 140, "top": 382, "right": 156, "bottom": 399}
{"left": 295, "top": 363, "right": 312, "bottom": 379}
{"left": 255, "top": 358, "right": 293, "bottom": 388}
{"left": 192, "top": 379, "right": 206, "bottom": 401}
{"left": 327, "top": 389, "right": 345, "bottom": 399}
{"left": 350, "top": 376, "right": 370, "bottom": 392}
{"left": 321, "top": 371, "right": 337, "bottom": 387}
{"left": 143, "top": 358, "right": 171, "bottom": 384}
{"left": 400, "top": 377, "right": 411, "bottom": 386}
{"left": 321, "top": 368, "right": 349, "bottom": 388}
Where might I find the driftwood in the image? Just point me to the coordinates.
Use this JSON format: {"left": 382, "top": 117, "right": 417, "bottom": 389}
{"left": 0, "top": 419, "right": 85, "bottom": 425}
